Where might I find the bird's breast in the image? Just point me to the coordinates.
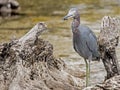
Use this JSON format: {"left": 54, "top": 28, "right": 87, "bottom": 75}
{"left": 72, "top": 28, "right": 79, "bottom": 34}
{"left": 73, "top": 33, "right": 92, "bottom": 59}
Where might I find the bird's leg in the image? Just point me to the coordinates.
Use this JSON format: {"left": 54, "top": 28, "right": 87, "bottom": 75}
{"left": 88, "top": 55, "right": 92, "bottom": 86}
{"left": 88, "top": 59, "right": 91, "bottom": 84}
{"left": 84, "top": 59, "right": 89, "bottom": 87}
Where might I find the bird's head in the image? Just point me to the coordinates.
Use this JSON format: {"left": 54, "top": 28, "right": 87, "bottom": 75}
{"left": 63, "top": 8, "right": 79, "bottom": 20}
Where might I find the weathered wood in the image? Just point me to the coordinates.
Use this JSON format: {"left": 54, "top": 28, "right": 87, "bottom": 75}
{"left": 83, "top": 16, "right": 120, "bottom": 90}
{"left": 98, "top": 16, "right": 120, "bottom": 80}
{"left": 0, "top": 22, "right": 85, "bottom": 90}
{"left": 19, "top": 22, "right": 47, "bottom": 46}
{"left": 84, "top": 75, "right": 120, "bottom": 90}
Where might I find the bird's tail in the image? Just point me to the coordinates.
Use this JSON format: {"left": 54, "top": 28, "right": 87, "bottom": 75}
{"left": 92, "top": 51, "right": 101, "bottom": 61}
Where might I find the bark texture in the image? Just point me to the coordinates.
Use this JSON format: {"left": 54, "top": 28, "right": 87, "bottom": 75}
{"left": 98, "top": 16, "right": 120, "bottom": 80}
{"left": 84, "top": 75, "right": 120, "bottom": 90}
{"left": 83, "top": 16, "right": 120, "bottom": 90}
{"left": 0, "top": 22, "right": 84, "bottom": 90}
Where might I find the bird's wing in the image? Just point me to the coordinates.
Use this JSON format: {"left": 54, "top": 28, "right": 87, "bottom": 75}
{"left": 86, "top": 32, "right": 98, "bottom": 53}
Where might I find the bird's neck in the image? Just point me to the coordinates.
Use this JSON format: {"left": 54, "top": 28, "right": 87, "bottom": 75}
{"left": 72, "top": 15, "right": 80, "bottom": 32}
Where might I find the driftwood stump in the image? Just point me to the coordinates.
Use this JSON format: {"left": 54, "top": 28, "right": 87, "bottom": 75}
{"left": 98, "top": 16, "right": 120, "bottom": 80}
{"left": 83, "top": 16, "right": 120, "bottom": 90}
{"left": 0, "top": 22, "right": 85, "bottom": 90}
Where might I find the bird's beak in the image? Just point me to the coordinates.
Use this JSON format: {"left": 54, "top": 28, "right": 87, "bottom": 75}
{"left": 63, "top": 11, "right": 74, "bottom": 21}
{"left": 63, "top": 14, "right": 73, "bottom": 20}
{"left": 63, "top": 15, "right": 68, "bottom": 20}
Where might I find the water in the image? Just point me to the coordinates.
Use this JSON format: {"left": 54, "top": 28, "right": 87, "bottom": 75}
{"left": 0, "top": 0, "right": 120, "bottom": 86}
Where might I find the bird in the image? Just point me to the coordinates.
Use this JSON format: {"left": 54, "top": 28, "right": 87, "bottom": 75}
{"left": 63, "top": 8, "right": 100, "bottom": 87}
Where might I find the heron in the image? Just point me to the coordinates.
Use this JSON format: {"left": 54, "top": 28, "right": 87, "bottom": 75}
{"left": 63, "top": 8, "right": 100, "bottom": 86}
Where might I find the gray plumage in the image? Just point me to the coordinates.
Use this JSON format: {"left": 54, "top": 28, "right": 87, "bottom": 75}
{"left": 73, "top": 25, "right": 99, "bottom": 60}
{"left": 63, "top": 7, "right": 100, "bottom": 86}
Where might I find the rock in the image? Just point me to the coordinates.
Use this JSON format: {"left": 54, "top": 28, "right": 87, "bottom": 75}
{"left": 0, "top": 0, "right": 19, "bottom": 17}
{"left": 0, "top": 0, "right": 8, "bottom": 5}
{"left": 9, "top": 0, "right": 19, "bottom": 9}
